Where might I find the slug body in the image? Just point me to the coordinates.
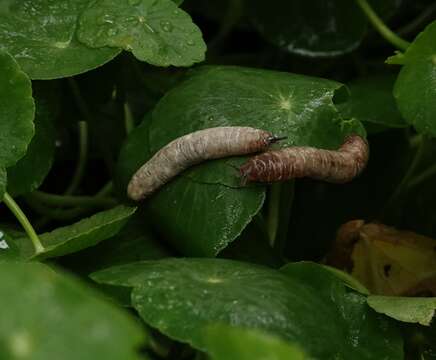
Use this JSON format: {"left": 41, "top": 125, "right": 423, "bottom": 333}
{"left": 128, "top": 126, "right": 278, "bottom": 201}
{"left": 239, "top": 135, "right": 369, "bottom": 184}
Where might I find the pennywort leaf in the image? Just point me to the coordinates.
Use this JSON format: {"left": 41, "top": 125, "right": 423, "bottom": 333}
{"left": 0, "top": 0, "right": 120, "bottom": 79}
{"left": 78, "top": 0, "right": 206, "bottom": 67}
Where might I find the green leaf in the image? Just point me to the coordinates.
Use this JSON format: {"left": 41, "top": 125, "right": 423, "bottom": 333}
{"left": 61, "top": 210, "right": 170, "bottom": 274}
{"left": 92, "top": 258, "right": 403, "bottom": 359}
{"left": 340, "top": 74, "right": 407, "bottom": 130}
{"left": 0, "top": 50, "right": 34, "bottom": 168}
{"left": 250, "top": 0, "right": 366, "bottom": 57}
{"left": 368, "top": 296, "right": 436, "bottom": 326}
{"left": 147, "top": 176, "right": 265, "bottom": 256}
{"left": 0, "top": 262, "right": 146, "bottom": 360}
{"left": 205, "top": 325, "right": 309, "bottom": 360}
{"left": 17, "top": 205, "right": 137, "bottom": 260}
{"left": 0, "top": 0, "right": 120, "bottom": 80}
{"left": 7, "top": 82, "right": 58, "bottom": 196}
{"left": 389, "top": 21, "right": 436, "bottom": 137}
{"left": 150, "top": 66, "right": 365, "bottom": 187}
{"left": 77, "top": 0, "right": 206, "bottom": 67}
{"left": 319, "top": 264, "right": 370, "bottom": 295}
{"left": 249, "top": 0, "right": 401, "bottom": 57}
{"left": 280, "top": 262, "right": 403, "bottom": 359}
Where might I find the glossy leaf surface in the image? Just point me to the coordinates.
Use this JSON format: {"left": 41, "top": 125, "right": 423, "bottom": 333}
{"left": 0, "top": 0, "right": 120, "bottom": 79}
{"left": 78, "top": 0, "right": 205, "bottom": 67}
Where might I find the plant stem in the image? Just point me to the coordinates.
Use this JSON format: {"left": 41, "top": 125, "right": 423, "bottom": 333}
{"left": 68, "top": 78, "right": 93, "bottom": 122}
{"left": 3, "top": 193, "right": 44, "bottom": 254}
{"left": 383, "top": 137, "right": 426, "bottom": 215}
{"left": 355, "top": 0, "right": 410, "bottom": 51}
{"left": 407, "top": 163, "right": 436, "bottom": 190}
{"left": 267, "top": 184, "right": 282, "bottom": 247}
{"left": 397, "top": 2, "right": 436, "bottom": 36}
{"left": 29, "top": 191, "right": 117, "bottom": 208}
{"left": 96, "top": 181, "right": 114, "bottom": 197}
{"left": 65, "top": 120, "right": 88, "bottom": 195}
{"left": 124, "top": 101, "right": 135, "bottom": 135}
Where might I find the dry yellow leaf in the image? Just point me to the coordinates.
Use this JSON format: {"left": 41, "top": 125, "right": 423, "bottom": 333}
{"left": 327, "top": 221, "right": 436, "bottom": 296}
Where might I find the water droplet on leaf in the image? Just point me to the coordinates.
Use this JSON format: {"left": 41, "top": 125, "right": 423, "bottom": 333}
{"left": 187, "top": 39, "right": 195, "bottom": 46}
{"left": 98, "top": 14, "right": 114, "bottom": 25}
{"left": 160, "top": 20, "right": 173, "bottom": 32}
{"left": 107, "top": 28, "right": 118, "bottom": 37}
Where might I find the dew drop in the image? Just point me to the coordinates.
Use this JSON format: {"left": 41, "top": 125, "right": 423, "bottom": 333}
{"left": 128, "top": 0, "right": 141, "bottom": 5}
{"left": 107, "top": 28, "right": 118, "bottom": 37}
{"left": 98, "top": 14, "right": 114, "bottom": 25}
{"left": 186, "top": 39, "right": 195, "bottom": 46}
{"left": 160, "top": 20, "right": 173, "bottom": 32}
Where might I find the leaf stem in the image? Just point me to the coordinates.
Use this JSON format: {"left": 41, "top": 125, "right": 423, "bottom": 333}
{"left": 124, "top": 101, "right": 135, "bottom": 135}
{"left": 65, "top": 120, "right": 88, "bottom": 195}
{"left": 29, "top": 191, "right": 117, "bottom": 208}
{"left": 267, "top": 183, "right": 282, "bottom": 246}
{"left": 397, "top": 2, "right": 436, "bottom": 36}
{"left": 3, "top": 193, "right": 44, "bottom": 254}
{"left": 406, "top": 163, "right": 436, "bottom": 190}
{"left": 355, "top": 0, "right": 410, "bottom": 51}
{"left": 383, "top": 137, "right": 427, "bottom": 215}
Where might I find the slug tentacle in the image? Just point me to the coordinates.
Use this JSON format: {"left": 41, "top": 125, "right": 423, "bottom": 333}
{"left": 239, "top": 135, "right": 369, "bottom": 185}
{"left": 128, "top": 126, "right": 279, "bottom": 201}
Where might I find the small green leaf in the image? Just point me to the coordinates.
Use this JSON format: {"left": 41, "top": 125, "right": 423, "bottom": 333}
{"left": 0, "top": 50, "right": 34, "bottom": 168}
{"left": 205, "top": 325, "right": 309, "bottom": 360}
{"left": 7, "top": 82, "right": 58, "bottom": 196}
{"left": 78, "top": 0, "right": 206, "bottom": 67}
{"left": 17, "top": 205, "right": 137, "bottom": 259}
{"left": 62, "top": 210, "right": 170, "bottom": 274}
{"left": 368, "top": 296, "right": 436, "bottom": 326}
{"left": 390, "top": 21, "right": 436, "bottom": 137}
{"left": 340, "top": 74, "right": 407, "bottom": 130}
{"left": 319, "top": 264, "right": 370, "bottom": 295}
{"left": 0, "top": 262, "right": 146, "bottom": 360}
{"left": 92, "top": 258, "right": 403, "bottom": 359}
{"left": 0, "top": 0, "right": 120, "bottom": 79}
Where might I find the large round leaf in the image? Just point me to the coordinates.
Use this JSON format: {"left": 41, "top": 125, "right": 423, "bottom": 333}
{"left": 0, "top": 50, "right": 34, "bottom": 168}
{"left": 118, "top": 66, "right": 364, "bottom": 255}
{"left": 7, "top": 82, "right": 58, "bottom": 196}
{"left": 389, "top": 21, "right": 436, "bottom": 137}
{"left": 0, "top": 0, "right": 120, "bottom": 79}
{"left": 77, "top": 0, "right": 206, "bottom": 67}
{"left": 150, "top": 65, "right": 365, "bottom": 187}
{"left": 249, "top": 0, "right": 402, "bottom": 57}
{"left": 0, "top": 262, "right": 146, "bottom": 360}
{"left": 92, "top": 258, "right": 403, "bottom": 359}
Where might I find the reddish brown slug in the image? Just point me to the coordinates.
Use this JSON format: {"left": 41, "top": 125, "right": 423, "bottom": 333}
{"left": 239, "top": 135, "right": 369, "bottom": 185}
{"left": 128, "top": 126, "right": 281, "bottom": 201}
